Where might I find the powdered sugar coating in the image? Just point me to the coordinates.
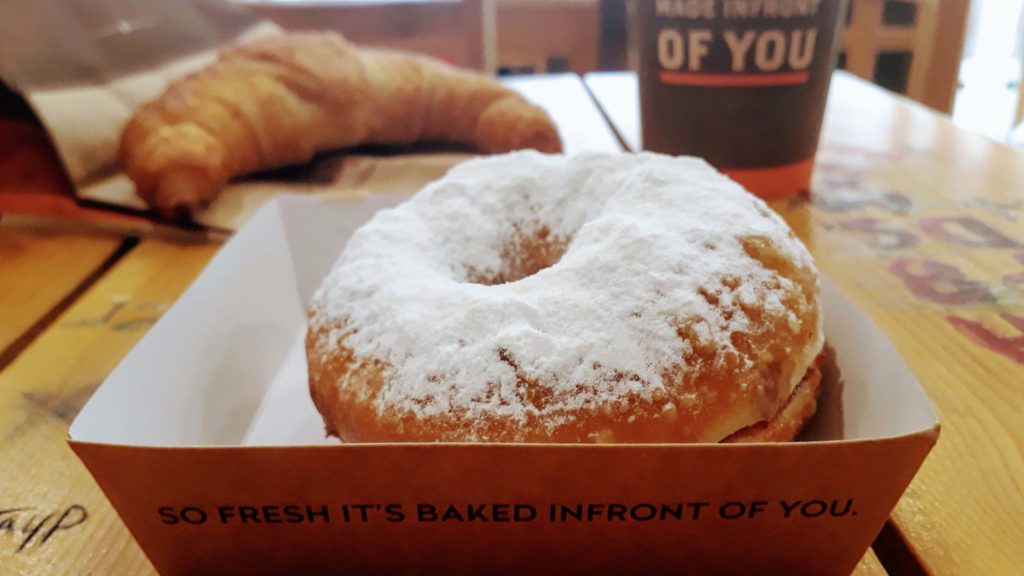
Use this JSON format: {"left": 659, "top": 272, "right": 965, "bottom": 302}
{"left": 309, "top": 151, "right": 823, "bottom": 441}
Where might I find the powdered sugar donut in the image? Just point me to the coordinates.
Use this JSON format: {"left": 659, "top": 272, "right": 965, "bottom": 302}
{"left": 307, "top": 151, "right": 824, "bottom": 443}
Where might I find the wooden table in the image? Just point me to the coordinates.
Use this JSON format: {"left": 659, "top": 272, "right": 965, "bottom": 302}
{"left": 1, "top": 71, "right": 1021, "bottom": 575}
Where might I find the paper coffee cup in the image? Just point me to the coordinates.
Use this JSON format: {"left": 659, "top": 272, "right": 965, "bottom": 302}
{"left": 635, "top": 0, "right": 847, "bottom": 199}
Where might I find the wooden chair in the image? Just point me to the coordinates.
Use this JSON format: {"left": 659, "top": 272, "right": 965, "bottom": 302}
{"left": 496, "top": 0, "right": 600, "bottom": 74}
{"left": 245, "top": 0, "right": 497, "bottom": 73}
{"left": 842, "top": 0, "right": 972, "bottom": 113}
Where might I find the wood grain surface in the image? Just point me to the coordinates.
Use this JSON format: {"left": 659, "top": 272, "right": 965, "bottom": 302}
{"left": 0, "top": 230, "right": 122, "bottom": 359}
{"left": 852, "top": 550, "right": 888, "bottom": 576}
{"left": 0, "top": 239, "right": 219, "bottom": 575}
{"left": 583, "top": 70, "right": 1024, "bottom": 576}
{"left": 807, "top": 74, "right": 1024, "bottom": 576}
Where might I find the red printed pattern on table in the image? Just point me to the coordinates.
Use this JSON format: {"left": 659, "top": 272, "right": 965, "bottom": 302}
{"left": 801, "top": 144, "right": 1024, "bottom": 366}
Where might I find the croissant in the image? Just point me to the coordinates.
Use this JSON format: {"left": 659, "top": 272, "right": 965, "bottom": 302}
{"left": 119, "top": 32, "right": 562, "bottom": 216}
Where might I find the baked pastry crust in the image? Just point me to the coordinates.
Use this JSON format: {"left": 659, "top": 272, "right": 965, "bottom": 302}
{"left": 308, "top": 332, "right": 823, "bottom": 443}
{"left": 119, "top": 32, "right": 561, "bottom": 216}
{"left": 722, "top": 352, "right": 823, "bottom": 443}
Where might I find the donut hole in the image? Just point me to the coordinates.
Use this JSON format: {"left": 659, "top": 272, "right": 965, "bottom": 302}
{"left": 470, "top": 226, "right": 570, "bottom": 285}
